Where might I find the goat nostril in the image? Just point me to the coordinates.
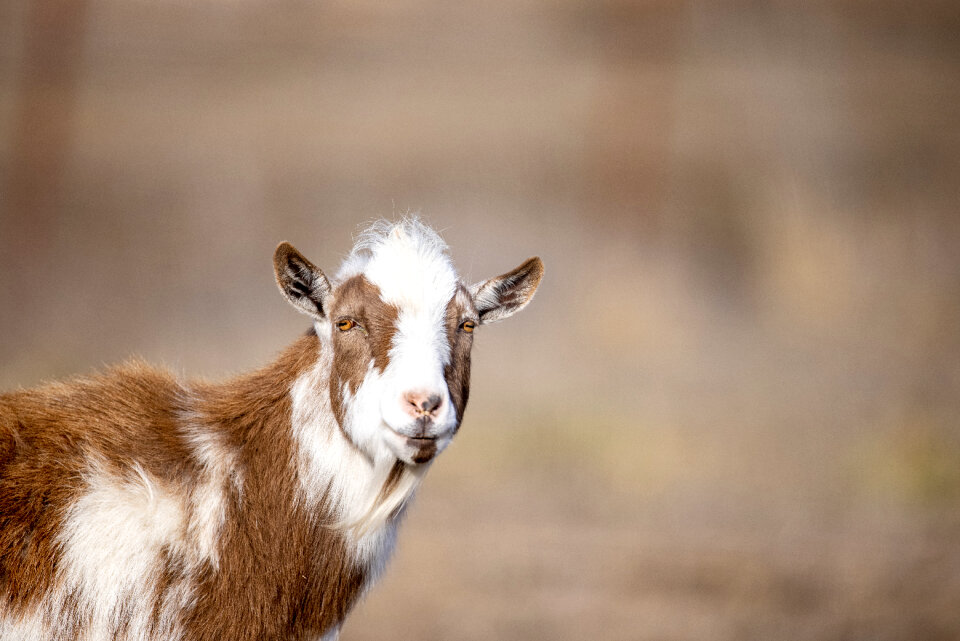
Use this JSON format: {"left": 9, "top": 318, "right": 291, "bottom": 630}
{"left": 421, "top": 394, "right": 442, "bottom": 414}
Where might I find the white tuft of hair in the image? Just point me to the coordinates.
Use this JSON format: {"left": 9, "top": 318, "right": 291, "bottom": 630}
{"left": 336, "top": 217, "right": 453, "bottom": 284}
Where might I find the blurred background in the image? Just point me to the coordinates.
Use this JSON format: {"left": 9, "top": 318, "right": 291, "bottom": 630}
{"left": 2, "top": 1, "right": 960, "bottom": 639}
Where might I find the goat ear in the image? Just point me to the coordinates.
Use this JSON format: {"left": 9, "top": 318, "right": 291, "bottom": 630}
{"left": 273, "top": 242, "right": 332, "bottom": 321}
{"left": 469, "top": 257, "right": 544, "bottom": 324}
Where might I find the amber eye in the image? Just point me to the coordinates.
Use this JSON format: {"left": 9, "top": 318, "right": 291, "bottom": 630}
{"left": 336, "top": 319, "right": 356, "bottom": 332}
{"left": 461, "top": 320, "right": 476, "bottom": 334}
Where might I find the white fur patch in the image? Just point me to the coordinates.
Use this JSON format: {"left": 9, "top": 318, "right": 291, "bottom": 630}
{"left": 0, "top": 609, "right": 52, "bottom": 641}
{"left": 378, "top": 304, "right": 456, "bottom": 434}
{"left": 55, "top": 462, "right": 189, "bottom": 641}
{"left": 339, "top": 220, "right": 458, "bottom": 329}
{"left": 290, "top": 355, "right": 424, "bottom": 576}
{"left": 177, "top": 413, "right": 243, "bottom": 570}
{"left": 10, "top": 416, "right": 239, "bottom": 641}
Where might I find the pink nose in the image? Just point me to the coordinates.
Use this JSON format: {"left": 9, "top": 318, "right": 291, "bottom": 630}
{"left": 403, "top": 391, "right": 443, "bottom": 418}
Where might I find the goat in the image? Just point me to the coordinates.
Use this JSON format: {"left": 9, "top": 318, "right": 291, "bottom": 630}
{"left": 0, "top": 219, "right": 543, "bottom": 641}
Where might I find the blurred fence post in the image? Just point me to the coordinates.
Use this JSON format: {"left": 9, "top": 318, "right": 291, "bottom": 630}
{"left": 1, "top": 0, "right": 88, "bottom": 337}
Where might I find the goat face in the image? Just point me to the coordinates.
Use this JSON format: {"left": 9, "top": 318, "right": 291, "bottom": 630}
{"left": 274, "top": 221, "right": 543, "bottom": 466}
{"left": 322, "top": 271, "right": 470, "bottom": 466}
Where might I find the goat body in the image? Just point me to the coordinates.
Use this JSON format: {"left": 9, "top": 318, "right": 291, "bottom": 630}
{"left": 0, "top": 220, "right": 543, "bottom": 641}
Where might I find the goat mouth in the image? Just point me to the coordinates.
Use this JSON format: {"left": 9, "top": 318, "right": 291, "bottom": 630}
{"left": 385, "top": 427, "right": 444, "bottom": 464}
{"left": 386, "top": 425, "right": 439, "bottom": 442}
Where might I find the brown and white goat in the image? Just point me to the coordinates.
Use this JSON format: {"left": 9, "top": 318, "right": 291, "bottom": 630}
{"left": 0, "top": 219, "right": 543, "bottom": 641}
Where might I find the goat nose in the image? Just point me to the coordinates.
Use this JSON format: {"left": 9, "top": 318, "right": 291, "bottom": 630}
{"left": 404, "top": 391, "right": 443, "bottom": 417}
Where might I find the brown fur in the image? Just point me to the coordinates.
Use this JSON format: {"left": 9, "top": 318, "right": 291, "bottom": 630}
{"left": 328, "top": 275, "right": 399, "bottom": 428}
{"left": 181, "top": 334, "right": 365, "bottom": 641}
{"left": 444, "top": 285, "right": 476, "bottom": 426}
{"left": 375, "top": 460, "right": 407, "bottom": 505}
{"left": 0, "top": 364, "right": 195, "bottom": 618}
{"left": 0, "top": 334, "right": 367, "bottom": 641}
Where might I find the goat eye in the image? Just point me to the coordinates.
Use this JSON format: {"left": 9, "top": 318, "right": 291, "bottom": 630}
{"left": 336, "top": 319, "right": 356, "bottom": 331}
{"left": 460, "top": 320, "right": 476, "bottom": 334}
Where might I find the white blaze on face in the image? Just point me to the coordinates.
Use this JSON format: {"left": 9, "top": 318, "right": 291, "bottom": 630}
{"left": 380, "top": 304, "right": 453, "bottom": 426}
{"left": 336, "top": 221, "right": 461, "bottom": 461}
{"left": 364, "top": 227, "right": 457, "bottom": 428}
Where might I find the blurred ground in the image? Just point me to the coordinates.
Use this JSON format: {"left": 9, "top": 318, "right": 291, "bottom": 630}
{"left": 2, "top": 1, "right": 960, "bottom": 639}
